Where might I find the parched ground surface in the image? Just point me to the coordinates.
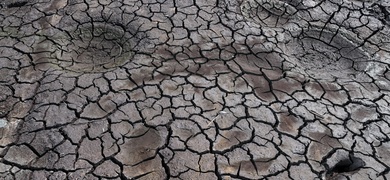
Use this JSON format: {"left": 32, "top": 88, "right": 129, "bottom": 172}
{"left": 0, "top": 0, "right": 390, "bottom": 179}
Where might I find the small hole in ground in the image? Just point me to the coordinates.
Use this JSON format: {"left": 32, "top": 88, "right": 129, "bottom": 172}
{"left": 7, "top": 1, "right": 27, "bottom": 8}
{"left": 330, "top": 155, "right": 365, "bottom": 174}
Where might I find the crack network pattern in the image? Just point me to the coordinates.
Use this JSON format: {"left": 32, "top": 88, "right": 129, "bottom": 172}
{"left": 0, "top": 0, "right": 390, "bottom": 179}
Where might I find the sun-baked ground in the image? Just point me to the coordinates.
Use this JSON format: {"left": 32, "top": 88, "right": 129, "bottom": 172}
{"left": 0, "top": 0, "right": 390, "bottom": 179}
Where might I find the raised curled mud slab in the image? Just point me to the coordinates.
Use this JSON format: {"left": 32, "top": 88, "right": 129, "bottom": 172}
{"left": 0, "top": 0, "right": 390, "bottom": 179}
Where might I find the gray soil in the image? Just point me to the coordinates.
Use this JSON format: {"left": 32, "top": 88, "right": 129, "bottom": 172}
{"left": 0, "top": 0, "right": 390, "bottom": 179}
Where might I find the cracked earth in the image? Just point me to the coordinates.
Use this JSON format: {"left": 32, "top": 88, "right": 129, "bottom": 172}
{"left": 0, "top": 0, "right": 390, "bottom": 179}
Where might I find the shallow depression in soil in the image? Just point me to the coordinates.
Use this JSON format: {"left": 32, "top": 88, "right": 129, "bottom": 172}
{"left": 240, "top": 0, "right": 298, "bottom": 27}
{"left": 285, "top": 29, "right": 371, "bottom": 79}
{"left": 47, "top": 22, "right": 134, "bottom": 73}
